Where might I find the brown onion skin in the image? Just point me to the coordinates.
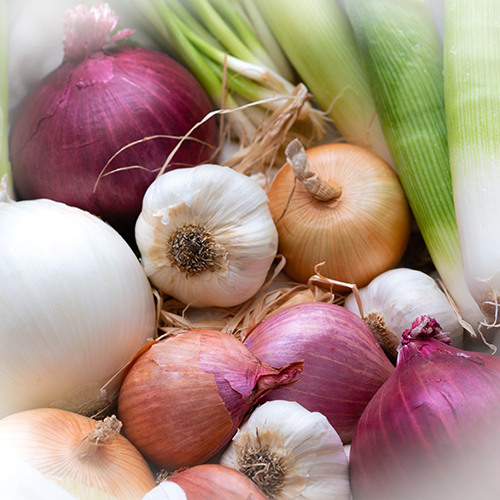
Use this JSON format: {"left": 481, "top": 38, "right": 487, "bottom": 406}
{"left": 117, "top": 329, "right": 303, "bottom": 471}
{"left": 243, "top": 302, "right": 394, "bottom": 443}
{"left": 9, "top": 44, "right": 218, "bottom": 241}
{"left": 168, "top": 464, "right": 269, "bottom": 500}
{"left": 349, "top": 336, "right": 500, "bottom": 500}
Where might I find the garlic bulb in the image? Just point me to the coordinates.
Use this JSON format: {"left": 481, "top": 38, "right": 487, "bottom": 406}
{"left": 344, "top": 268, "right": 464, "bottom": 361}
{"left": 219, "top": 400, "right": 351, "bottom": 500}
{"left": 135, "top": 164, "right": 279, "bottom": 308}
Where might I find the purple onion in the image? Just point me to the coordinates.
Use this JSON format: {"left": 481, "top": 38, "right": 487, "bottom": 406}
{"left": 349, "top": 316, "right": 500, "bottom": 500}
{"left": 243, "top": 302, "right": 395, "bottom": 443}
{"left": 9, "top": 3, "right": 218, "bottom": 240}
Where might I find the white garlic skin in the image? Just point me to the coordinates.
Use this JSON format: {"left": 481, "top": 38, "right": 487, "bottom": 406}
{"left": 135, "top": 164, "right": 279, "bottom": 308}
{"left": 220, "top": 400, "right": 351, "bottom": 500}
{"left": 344, "top": 268, "right": 464, "bottom": 348}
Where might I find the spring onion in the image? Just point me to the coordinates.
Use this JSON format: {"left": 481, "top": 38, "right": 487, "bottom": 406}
{"left": 252, "top": 0, "right": 392, "bottom": 165}
{"left": 444, "top": 0, "right": 500, "bottom": 339}
{"left": 130, "top": 0, "right": 326, "bottom": 143}
{"left": 344, "top": 0, "right": 484, "bottom": 338}
{"left": 0, "top": 0, "right": 13, "bottom": 198}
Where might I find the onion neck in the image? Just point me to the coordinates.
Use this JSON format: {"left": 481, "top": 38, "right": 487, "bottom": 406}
{"left": 62, "top": 3, "right": 134, "bottom": 63}
{"left": 75, "top": 415, "right": 122, "bottom": 458}
{"left": 284, "top": 139, "right": 341, "bottom": 202}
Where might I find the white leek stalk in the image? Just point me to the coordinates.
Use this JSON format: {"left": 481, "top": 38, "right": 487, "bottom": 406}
{"left": 444, "top": 0, "right": 500, "bottom": 338}
{"left": 344, "top": 0, "right": 483, "bottom": 338}
{"left": 0, "top": 0, "right": 13, "bottom": 198}
{"left": 135, "top": 164, "right": 278, "bottom": 308}
{"left": 253, "top": 0, "right": 392, "bottom": 165}
{"left": 0, "top": 192, "right": 156, "bottom": 418}
{"left": 220, "top": 400, "right": 351, "bottom": 500}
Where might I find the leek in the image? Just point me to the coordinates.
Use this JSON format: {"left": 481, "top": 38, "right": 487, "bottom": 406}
{"left": 344, "top": 0, "right": 483, "bottom": 337}
{"left": 0, "top": 0, "right": 13, "bottom": 197}
{"left": 253, "top": 0, "right": 392, "bottom": 165}
{"left": 444, "top": 0, "right": 500, "bottom": 336}
{"left": 131, "top": 0, "right": 326, "bottom": 142}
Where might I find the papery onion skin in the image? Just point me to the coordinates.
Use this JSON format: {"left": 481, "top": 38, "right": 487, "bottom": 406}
{"left": 243, "top": 302, "right": 394, "bottom": 443}
{"left": 349, "top": 316, "right": 500, "bottom": 500}
{"left": 168, "top": 464, "right": 269, "bottom": 500}
{"left": 0, "top": 408, "right": 156, "bottom": 500}
{"left": 9, "top": 3, "right": 218, "bottom": 239}
{"left": 117, "top": 329, "right": 304, "bottom": 470}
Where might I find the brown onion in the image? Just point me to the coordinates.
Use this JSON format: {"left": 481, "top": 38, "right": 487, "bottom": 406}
{"left": 267, "top": 140, "right": 411, "bottom": 290}
{"left": 243, "top": 302, "right": 395, "bottom": 443}
{"left": 168, "top": 464, "right": 269, "bottom": 500}
{"left": 117, "top": 329, "right": 303, "bottom": 470}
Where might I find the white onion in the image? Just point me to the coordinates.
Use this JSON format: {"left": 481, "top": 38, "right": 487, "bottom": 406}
{"left": 0, "top": 191, "right": 156, "bottom": 418}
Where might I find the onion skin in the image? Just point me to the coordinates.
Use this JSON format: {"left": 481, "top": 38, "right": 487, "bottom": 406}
{"left": 9, "top": 5, "right": 218, "bottom": 240}
{"left": 117, "top": 329, "right": 304, "bottom": 470}
{"left": 243, "top": 302, "right": 394, "bottom": 443}
{"left": 168, "top": 464, "right": 269, "bottom": 500}
{"left": 267, "top": 143, "right": 411, "bottom": 289}
{"left": 0, "top": 408, "right": 156, "bottom": 500}
{"left": 349, "top": 317, "right": 500, "bottom": 500}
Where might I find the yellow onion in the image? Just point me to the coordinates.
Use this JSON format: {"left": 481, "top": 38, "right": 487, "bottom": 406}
{"left": 168, "top": 464, "right": 269, "bottom": 500}
{"left": 267, "top": 139, "right": 411, "bottom": 289}
{"left": 0, "top": 407, "right": 156, "bottom": 500}
{"left": 117, "top": 329, "right": 304, "bottom": 471}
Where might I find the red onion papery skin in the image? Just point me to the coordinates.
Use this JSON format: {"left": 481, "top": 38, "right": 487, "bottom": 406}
{"left": 243, "top": 302, "right": 394, "bottom": 443}
{"left": 117, "top": 329, "right": 304, "bottom": 471}
{"left": 9, "top": 3, "right": 218, "bottom": 242}
{"left": 349, "top": 316, "right": 500, "bottom": 500}
{"left": 168, "top": 464, "right": 269, "bottom": 500}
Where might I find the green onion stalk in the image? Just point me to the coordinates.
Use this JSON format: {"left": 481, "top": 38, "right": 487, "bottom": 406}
{"left": 253, "top": 0, "right": 393, "bottom": 166}
{"left": 129, "top": 0, "right": 327, "bottom": 149}
{"left": 0, "top": 0, "right": 14, "bottom": 199}
{"left": 444, "top": 0, "right": 500, "bottom": 345}
{"left": 344, "top": 0, "right": 485, "bottom": 342}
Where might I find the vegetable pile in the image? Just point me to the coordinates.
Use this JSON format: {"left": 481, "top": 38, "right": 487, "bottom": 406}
{"left": 3, "top": 0, "right": 500, "bottom": 499}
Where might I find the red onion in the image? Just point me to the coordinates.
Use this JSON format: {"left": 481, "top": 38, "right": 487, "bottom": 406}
{"left": 117, "top": 329, "right": 303, "bottom": 471}
{"left": 168, "top": 464, "right": 269, "bottom": 500}
{"left": 243, "top": 302, "right": 394, "bottom": 443}
{"left": 9, "top": 3, "right": 218, "bottom": 240}
{"left": 349, "top": 316, "right": 500, "bottom": 500}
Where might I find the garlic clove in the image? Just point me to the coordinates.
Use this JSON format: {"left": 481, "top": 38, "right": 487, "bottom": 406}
{"left": 220, "top": 400, "right": 351, "bottom": 500}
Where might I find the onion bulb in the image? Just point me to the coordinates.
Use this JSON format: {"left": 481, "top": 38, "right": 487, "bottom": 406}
{"left": 243, "top": 302, "right": 394, "bottom": 443}
{"left": 0, "top": 408, "right": 156, "bottom": 500}
{"left": 350, "top": 316, "right": 500, "bottom": 500}
{"left": 9, "top": 3, "right": 218, "bottom": 239}
{"left": 220, "top": 400, "right": 351, "bottom": 500}
{"left": 118, "top": 329, "right": 303, "bottom": 470}
{"left": 267, "top": 139, "right": 411, "bottom": 289}
{"left": 168, "top": 464, "right": 269, "bottom": 500}
{"left": 0, "top": 195, "right": 156, "bottom": 418}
